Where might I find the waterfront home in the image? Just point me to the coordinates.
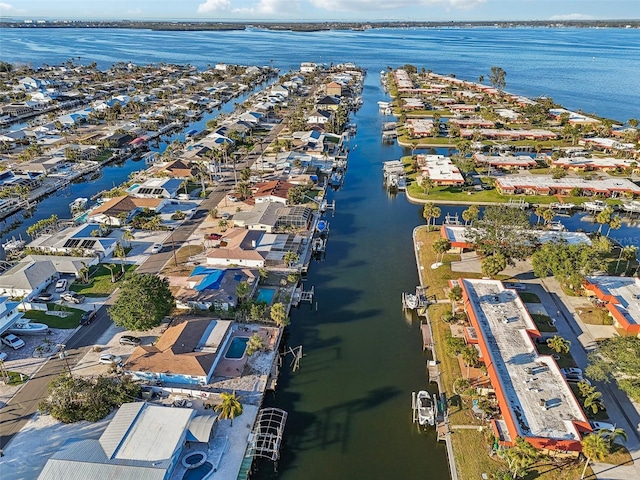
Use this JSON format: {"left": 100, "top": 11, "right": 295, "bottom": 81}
{"left": 580, "top": 137, "right": 637, "bottom": 155}
{"left": 172, "top": 267, "right": 258, "bottom": 311}
{"left": 12, "top": 155, "right": 65, "bottom": 175}
{"left": 205, "top": 228, "right": 303, "bottom": 270}
{"left": 549, "top": 108, "right": 600, "bottom": 126}
{"left": 406, "top": 118, "right": 434, "bottom": 137}
{"left": 0, "top": 259, "right": 59, "bottom": 299}
{"left": 440, "top": 225, "right": 592, "bottom": 252}
{"left": 459, "top": 128, "right": 557, "bottom": 141}
{"left": 472, "top": 153, "right": 538, "bottom": 170}
{"left": 149, "top": 159, "right": 197, "bottom": 179}
{"left": 27, "top": 223, "right": 118, "bottom": 259}
{"left": 129, "top": 177, "right": 184, "bottom": 199}
{"left": 315, "top": 95, "right": 341, "bottom": 111}
{"left": 253, "top": 180, "right": 296, "bottom": 205}
{"left": 87, "top": 195, "right": 165, "bottom": 226}
{"left": 0, "top": 296, "right": 24, "bottom": 335}
{"left": 449, "top": 117, "right": 495, "bottom": 129}
{"left": 124, "top": 317, "right": 232, "bottom": 385}
{"left": 37, "top": 402, "right": 214, "bottom": 480}
{"left": 495, "top": 174, "right": 640, "bottom": 198}
{"left": 325, "top": 81, "right": 343, "bottom": 97}
{"left": 417, "top": 154, "right": 465, "bottom": 186}
{"left": 233, "top": 202, "right": 313, "bottom": 233}
{"left": 306, "top": 109, "right": 332, "bottom": 126}
{"left": 0, "top": 103, "right": 34, "bottom": 118}
{"left": 550, "top": 155, "right": 638, "bottom": 173}
{"left": 456, "top": 278, "right": 591, "bottom": 453}
{"left": 583, "top": 276, "right": 640, "bottom": 337}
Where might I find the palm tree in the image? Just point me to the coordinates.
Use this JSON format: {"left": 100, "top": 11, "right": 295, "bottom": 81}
{"left": 448, "top": 285, "right": 463, "bottom": 312}
{"left": 619, "top": 245, "right": 639, "bottom": 274}
{"left": 583, "top": 391, "right": 605, "bottom": 414}
{"left": 214, "top": 391, "right": 243, "bottom": 426}
{"left": 105, "top": 263, "right": 118, "bottom": 283}
{"left": 422, "top": 202, "right": 441, "bottom": 231}
{"left": 122, "top": 229, "right": 134, "bottom": 248}
{"left": 270, "top": 302, "right": 290, "bottom": 327}
{"left": 505, "top": 437, "right": 539, "bottom": 479}
{"left": 246, "top": 334, "right": 264, "bottom": 356}
{"left": 461, "top": 205, "right": 479, "bottom": 226}
{"left": 606, "top": 215, "right": 622, "bottom": 237}
{"left": 542, "top": 208, "right": 555, "bottom": 226}
{"left": 78, "top": 261, "right": 90, "bottom": 285}
{"left": 461, "top": 345, "right": 479, "bottom": 378}
{"left": 606, "top": 427, "right": 627, "bottom": 448}
{"left": 534, "top": 205, "right": 546, "bottom": 224}
{"left": 432, "top": 238, "right": 451, "bottom": 264}
{"left": 419, "top": 176, "right": 435, "bottom": 195}
{"left": 546, "top": 335, "right": 571, "bottom": 354}
{"left": 595, "top": 206, "right": 613, "bottom": 234}
{"left": 581, "top": 431, "right": 609, "bottom": 479}
{"left": 113, "top": 242, "right": 126, "bottom": 274}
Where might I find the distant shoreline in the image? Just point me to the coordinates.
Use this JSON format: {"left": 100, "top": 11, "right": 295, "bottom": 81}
{"left": 2, "top": 19, "right": 640, "bottom": 32}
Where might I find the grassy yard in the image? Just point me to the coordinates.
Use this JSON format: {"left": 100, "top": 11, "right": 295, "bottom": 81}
{"left": 531, "top": 313, "right": 558, "bottom": 333}
{"left": 70, "top": 263, "right": 137, "bottom": 297}
{"left": 1, "top": 371, "right": 29, "bottom": 385}
{"left": 23, "top": 305, "right": 85, "bottom": 328}
{"left": 536, "top": 344, "right": 578, "bottom": 369}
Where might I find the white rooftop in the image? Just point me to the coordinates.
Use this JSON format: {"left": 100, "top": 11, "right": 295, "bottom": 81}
{"left": 461, "top": 278, "right": 587, "bottom": 442}
{"left": 497, "top": 174, "right": 640, "bottom": 195}
{"left": 442, "top": 225, "right": 591, "bottom": 247}
{"left": 586, "top": 276, "right": 640, "bottom": 327}
{"left": 418, "top": 154, "right": 464, "bottom": 184}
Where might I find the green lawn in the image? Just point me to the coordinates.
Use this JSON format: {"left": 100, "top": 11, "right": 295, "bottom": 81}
{"left": 23, "top": 305, "right": 85, "bottom": 328}
{"left": 1, "top": 371, "right": 29, "bottom": 385}
{"left": 70, "top": 263, "right": 137, "bottom": 297}
{"left": 94, "top": 149, "right": 114, "bottom": 162}
{"left": 531, "top": 313, "right": 558, "bottom": 333}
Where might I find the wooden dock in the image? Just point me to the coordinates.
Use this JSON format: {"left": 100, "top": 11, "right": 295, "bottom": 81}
{"left": 422, "top": 324, "right": 433, "bottom": 351}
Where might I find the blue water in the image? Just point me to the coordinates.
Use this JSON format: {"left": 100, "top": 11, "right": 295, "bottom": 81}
{"left": 225, "top": 336, "right": 249, "bottom": 360}
{"left": 256, "top": 287, "right": 277, "bottom": 304}
{"left": 182, "top": 462, "right": 213, "bottom": 480}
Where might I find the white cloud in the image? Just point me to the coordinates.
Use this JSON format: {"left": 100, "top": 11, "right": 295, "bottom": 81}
{"left": 0, "top": 2, "right": 23, "bottom": 14}
{"left": 309, "top": 0, "right": 485, "bottom": 12}
{"left": 549, "top": 13, "right": 594, "bottom": 20}
{"left": 231, "top": 0, "right": 301, "bottom": 16}
{"left": 197, "top": 0, "right": 232, "bottom": 14}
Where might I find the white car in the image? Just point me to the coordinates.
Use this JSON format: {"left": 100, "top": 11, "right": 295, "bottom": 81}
{"left": 99, "top": 354, "right": 122, "bottom": 365}
{"left": 150, "top": 243, "right": 163, "bottom": 254}
{"left": 0, "top": 351, "right": 8, "bottom": 362}
{"left": 1, "top": 333, "right": 25, "bottom": 350}
{"left": 55, "top": 279, "right": 68, "bottom": 292}
{"left": 590, "top": 421, "right": 615, "bottom": 432}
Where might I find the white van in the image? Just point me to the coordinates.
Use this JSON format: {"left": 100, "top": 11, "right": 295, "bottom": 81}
{"left": 55, "top": 279, "right": 68, "bottom": 292}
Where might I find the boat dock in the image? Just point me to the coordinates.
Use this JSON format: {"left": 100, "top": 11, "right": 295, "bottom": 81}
{"left": 422, "top": 325, "right": 434, "bottom": 351}
{"left": 291, "top": 285, "right": 314, "bottom": 307}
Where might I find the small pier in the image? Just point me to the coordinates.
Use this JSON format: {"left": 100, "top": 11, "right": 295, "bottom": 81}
{"left": 505, "top": 197, "right": 530, "bottom": 210}
{"left": 291, "top": 285, "right": 314, "bottom": 307}
{"left": 422, "top": 325, "right": 434, "bottom": 351}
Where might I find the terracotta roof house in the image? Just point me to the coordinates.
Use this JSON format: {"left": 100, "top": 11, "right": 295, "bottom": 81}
{"left": 253, "top": 180, "right": 296, "bottom": 205}
{"left": 87, "top": 195, "right": 165, "bottom": 226}
{"left": 154, "top": 159, "right": 197, "bottom": 178}
{"left": 584, "top": 276, "right": 640, "bottom": 336}
{"left": 123, "top": 317, "right": 233, "bottom": 385}
{"left": 204, "top": 228, "right": 267, "bottom": 268}
{"left": 325, "top": 81, "right": 342, "bottom": 97}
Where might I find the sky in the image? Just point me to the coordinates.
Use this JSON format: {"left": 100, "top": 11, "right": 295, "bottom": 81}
{"left": 1, "top": 0, "right": 639, "bottom": 22}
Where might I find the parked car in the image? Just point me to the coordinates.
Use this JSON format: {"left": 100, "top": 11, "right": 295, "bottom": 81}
{"left": 0, "top": 351, "right": 8, "bottom": 362}
{"left": 561, "top": 367, "right": 583, "bottom": 376}
{"left": 1, "top": 333, "right": 25, "bottom": 350}
{"left": 33, "top": 293, "right": 53, "bottom": 303}
{"left": 99, "top": 353, "right": 122, "bottom": 365}
{"left": 204, "top": 233, "right": 222, "bottom": 241}
{"left": 227, "top": 194, "right": 239, "bottom": 202}
{"left": 61, "top": 292, "right": 85, "bottom": 304}
{"left": 80, "top": 310, "right": 97, "bottom": 326}
{"left": 151, "top": 243, "right": 163, "bottom": 254}
{"left": 55, "top": 279, "right": 68, "bottom": 292}
{"left": 119, "top": 335, "right": 141, "bottom": 346}
{"left": 221, "top": 212, "right": 231, "bottom": 220}
{"left": 590, "top": 421, "right": 615, "bottom": 432}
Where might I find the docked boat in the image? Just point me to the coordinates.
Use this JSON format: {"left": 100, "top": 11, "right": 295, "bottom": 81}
{"left": 403, "top": 292, "right": 419, "bottom": 309}
{"left": 621, "top": 200, "right": 640, "bottom": 213}
{"left": 69, "top": 197, "right": 88, "bottom": 213}
{"left": 549, "top": 202, "right": 576, "bottom": 211}
{"left": 2, "top": 237, "right": 25, "bottom": 253}
{"left": 330, "top": 171, "right": 343, "bottom": 188}
{"left": 582, "top": 200, "right": 607, "bottom": 212}
{"left": 548, "top": 220, "right": 566, "bottom": 232}
{"left": 312, "top": 237, "right": 325, "bottom": 253}
{"left": 416, "top": 390, "right": 436, "bottom": 427}
{"left": 8, "top": 320, "right": 50, "bottom": 335}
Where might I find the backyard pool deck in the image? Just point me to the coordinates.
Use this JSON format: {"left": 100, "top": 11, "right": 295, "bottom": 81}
{"left": 213, "top": 325, "right": 279, "bottom": 379}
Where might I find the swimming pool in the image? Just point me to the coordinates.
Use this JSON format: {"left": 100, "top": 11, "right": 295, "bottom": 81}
{"left": 225, "top": 337, "right": 249, "bottom": 359}
{"left": 256, "top": 287, "right": 276, "bottom": 304}
{"left": 182, "top": 462, "right": 213, "bottom": 480}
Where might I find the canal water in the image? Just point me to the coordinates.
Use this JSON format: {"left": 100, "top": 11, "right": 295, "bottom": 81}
{"left": 255, "top": 72, "right": 450, "bottom": 480}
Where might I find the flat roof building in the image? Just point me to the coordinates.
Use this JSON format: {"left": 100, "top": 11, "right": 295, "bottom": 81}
{"left": 457, "top": 278, "right": 590, "bottom": 452}
{"left": 496, "top": 174, "right": 640, "bottom": 197}
{"left": 584, "top": 276, "right": 640, "bottom": 336}
{"left": 417, "top": 154, "right": 464, "bottom": 186}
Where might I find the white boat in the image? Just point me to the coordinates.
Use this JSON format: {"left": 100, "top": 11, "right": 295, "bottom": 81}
{"left": 582, "top": 200, "right": 607, "bottom": 212}
{"left": 549, "top": 202, "right": 576, "bottom": 211}
{"left": 403, "top": 292, "right": 419, "bottom": 309}
{"left": 8, "top": 320, "right": 50, "bottom": 335}
{"left": 2, "top": 237, "right": 25, "bottom": 252}
{"left": 548, "top": 220, "right": 566, "bottom": 231}
{"left": 312, "top": 237, "right": 325, "bottom": 253}
{"left": 69, "top": 197, "right": 88, "bottom": 212}
{"left": 416, "top": 390, "right": 436, "bottom": 427}
{"left": 621, "top": 200, "right": 640, "bottom": 213}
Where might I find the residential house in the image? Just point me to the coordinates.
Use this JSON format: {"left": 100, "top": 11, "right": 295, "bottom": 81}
{"left": 173, "top": 267, "right": 257, "bottom": 311}
{"left": 325, "top": 81, "right": 342, "bottom": 97}
{"left": 87, "top": 195, "right": 165, "bottom": 226}
{"left": 124, "top": 317, "right": 232, "bottom": 385}
{"left": 129, "top": 178, "right": 184, "bottom": 199}
{"left": 583, "top": 276, "right": 640, "bottom": 336}
{"left": 253, "top": 180, "right": 296, "bottom": 205}
{"left": 306, "top": 109, "right": 332, "bottom": 126}
{"left": 152, "top": 159, "right": 196, "bottom": 179}
{"left": 0, "top": 259, "right": 59, "bottom": 299}
{"left": 37, "top": 402, "right": 215, "bottom": 480}
{"left": 27, "top": 223, "right": 118, "bottom": 259}
{"left": 0, "top": 296, "right": 23, "bottom": 335}
{"left": 315, "top": 95, "right": 341, "bottom": 111}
